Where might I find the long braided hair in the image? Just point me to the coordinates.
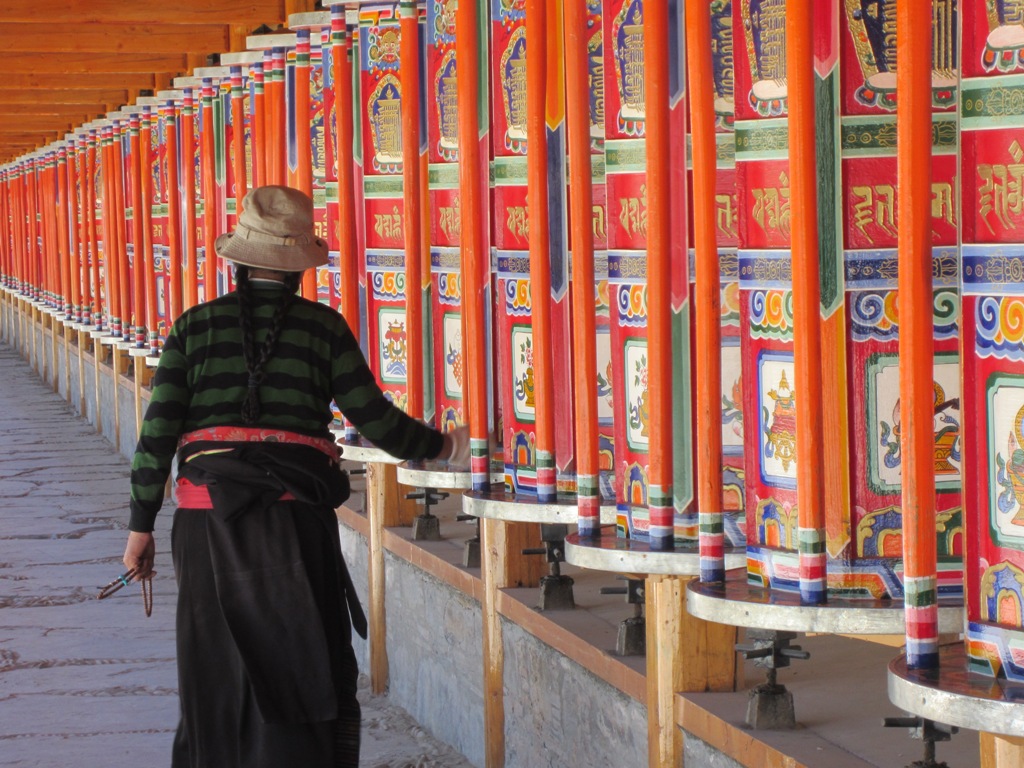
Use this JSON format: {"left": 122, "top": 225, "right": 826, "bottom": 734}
{"left": 235, "top": 265, "right": 301, "bottom": 423}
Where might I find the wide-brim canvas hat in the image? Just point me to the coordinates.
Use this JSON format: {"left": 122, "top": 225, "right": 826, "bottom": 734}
{"left": 215, "top": 185, "right": 328, "bottom": 271}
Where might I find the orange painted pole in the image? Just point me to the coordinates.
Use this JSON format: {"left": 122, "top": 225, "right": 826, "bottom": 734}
{"left": 690, "top": 0, "right": 724, "bottom": 579}
{"left": 524, "top": 0, "right": 556, "bottom": 501}
{"left": 16, "top": 166, "right": 29, "bottom": 298}
{"left": 139, "top": 104, "right": 158, "bottom": 350}
{"left": 0, "top": 170, "right": 8, "bottom": 293}
{"left": 66, "top": 137, "right": 82, "bottom": 325}
{"left": 643, "top": 0, "right": 674, "bottom": 549}
{"left": 456, "top": 0, "right": 491, "bottom": 488}
{"left": 129, "top": 111, "right": 146, "bottom": 347}
{"left": 113, "top": 119, "right": 132, "bottom": 336}
{"left": 57, "top": 143, "right": 72, "bottom": 322}
{"left": 229, "top": 65, "right": 249, "bottom": 212}
{"left": 564, "top": 0, "right": 598, "bottom": 532}
{"left": 201, "top": 78, "right": 219, "bottom": 301}
{"left": 262, "top": 48, "right": 277, "bottom": 185}
{"left": 272, "top": 45, "right": 287, "bottom": 186}
{"left": 27, "top": 157, "right": 40, "bottom": 301}
{"left": 293, "top": 29, "right": 319, "bottom": 300}
{"left": 335, "top": 14, "right": 359, "bottom": 339}
{"left": 42, "top": 152, "right": 57, "bottom": 310}
{"left": 75, "top": 136, "right": 90, "bottom": 326}
{"left": 86, "top": 130, "right": 102, "bottom": 329}
{"left": 181, "top": 88, "right": 199, "bottom": 310}
{"left": 101, "top": 123, "right": 123, "bottom": 338}
{"left": 332, "top": 6, "right": 360, "bottom": 439}
{"left": 787, "top": 0, "right": 827, "bottom": 603}
{"left": 897, "top": 0, "right": 938, "bottom": 669}
{"left": 400, "top": 0, "right": 425, "bottom": 420}
{"left": 162, "top": 96, "right": 184, "bottom": 323}
{"left": 252, "top": 59, "right": 267, "bottom": 189}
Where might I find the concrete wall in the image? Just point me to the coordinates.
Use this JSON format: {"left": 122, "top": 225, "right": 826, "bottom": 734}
{"left": 502, "top": 619, "right": 647, "bottom": 768}
{"left": 384, "top": 550, "right": 486, "bottom": 767}
{"left": 683, "top": 735, "right": 745, "bottom": 768}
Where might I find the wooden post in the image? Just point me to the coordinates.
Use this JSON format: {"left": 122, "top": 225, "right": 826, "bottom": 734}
{"left": 645, "top": 575, "right": 736, "bottom": 768}
{"left": 981, "top": 733, "right": 1024, "bottom": 768}
{"left": 786, "top": 0, "right": 827, "bottom": 604}
{"left": 365, "top": 461, "right": 418, "bottom": 694}
{"left": 897, "top": 0, "right": 938, "bottom": 668}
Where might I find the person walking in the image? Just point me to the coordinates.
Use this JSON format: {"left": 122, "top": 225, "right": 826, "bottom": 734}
{"left": 121, "top": 185, "right": 468, "bottom": 768}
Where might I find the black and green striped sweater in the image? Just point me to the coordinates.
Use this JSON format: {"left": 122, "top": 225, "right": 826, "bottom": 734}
{"left": 129, "top": 282, "right": 443, "bottom": 532}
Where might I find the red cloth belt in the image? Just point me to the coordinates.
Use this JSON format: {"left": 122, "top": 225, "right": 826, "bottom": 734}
{"left": 177, "top": 425, "right": 340, "bottom": 463}
{"left": 175, "top": 478, "right": 295, "bottom": 509}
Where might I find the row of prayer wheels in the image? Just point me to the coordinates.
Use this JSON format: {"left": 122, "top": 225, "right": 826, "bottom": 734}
{"left": 2, "top": 0, "right": 1024, "bottom": 753}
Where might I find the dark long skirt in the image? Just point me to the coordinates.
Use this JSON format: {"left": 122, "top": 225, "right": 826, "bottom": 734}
{"left": 170, "top": 503, "right": 361, "bottom": 768}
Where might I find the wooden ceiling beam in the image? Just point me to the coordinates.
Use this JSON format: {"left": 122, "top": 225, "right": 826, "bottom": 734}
{"left": 2, "top": 73, "right": 158, "bottom": 91}
{"left": 0, "top": 117, "right": 82, "bottom": 133}
{"left": 4, "top": 53, "right": 188, "bottom": 75}
{"left": 1, "top": 104, "right": 105, "bottom": 116}
{"left": 0, "top": 90, "right": 129, "bottom": 105}
{"left": 0, "top": 0, "right": 288, "bottom": 25}
{"left": 0, "top": 23, "right": 230, "bottom": 55}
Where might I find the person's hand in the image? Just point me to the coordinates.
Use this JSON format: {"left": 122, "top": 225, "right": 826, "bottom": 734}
{"left": 123, "top": 531, "right": 156, "bottom": 581}
{"left": 441, "top": 425, "right": 471, "bottom": 467}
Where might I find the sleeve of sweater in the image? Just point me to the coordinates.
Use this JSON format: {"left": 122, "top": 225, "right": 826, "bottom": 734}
{"left": 329, "top": 313, "right": 444, "bottom": 461}
{"left": 127, "top": 318, "right": 191, "bottom": 532}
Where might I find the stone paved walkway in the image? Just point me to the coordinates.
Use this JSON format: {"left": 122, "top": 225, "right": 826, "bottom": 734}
{"left": 0, "top": 342, "right": 473, "bottom": 768}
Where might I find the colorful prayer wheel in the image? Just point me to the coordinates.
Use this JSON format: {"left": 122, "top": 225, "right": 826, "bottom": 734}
{"left": 425, "top": 0, "right": 465, "bottom": 433}
{"left": 358, "top": 2, "right": 415, "bottom": 413}
{"left": 961, "top": 0, "right": 1024, "bottom": 682}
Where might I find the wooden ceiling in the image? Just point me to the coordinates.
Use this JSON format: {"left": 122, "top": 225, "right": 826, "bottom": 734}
{"left": 0, "top": 0, "right": 319, "bottom": 164}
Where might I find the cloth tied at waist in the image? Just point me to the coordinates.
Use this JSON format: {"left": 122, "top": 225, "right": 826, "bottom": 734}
{"left": 176, "top": 441, "right": 365, "bottom": 725}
